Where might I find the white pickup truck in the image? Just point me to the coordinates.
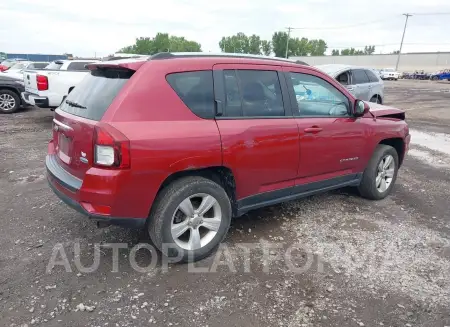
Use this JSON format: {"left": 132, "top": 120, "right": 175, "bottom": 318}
{"left": 21, "top": 59, "right": 97, "bottom": 108}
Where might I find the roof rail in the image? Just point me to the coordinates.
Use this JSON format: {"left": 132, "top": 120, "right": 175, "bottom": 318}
{"left": 148, "top": 52, "right": 309, "bottom": 65}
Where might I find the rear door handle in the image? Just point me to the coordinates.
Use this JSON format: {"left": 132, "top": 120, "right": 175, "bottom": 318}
{"left": 304, "top": 127, "right": 323, "bottom": 134}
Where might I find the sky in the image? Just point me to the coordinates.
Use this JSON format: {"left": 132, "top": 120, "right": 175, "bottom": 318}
{"left": 1, "top": 0, "right": 450, "bottom": 58}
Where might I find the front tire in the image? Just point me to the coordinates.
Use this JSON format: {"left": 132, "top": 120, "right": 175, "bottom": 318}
{"left": 0, "top": 89, "right": 20, "bottom": 114}
{"left": 358, "top": 145, "right": 399, "bottom": 200}
{"left": 148, "top": 176, "right": 232, "bottom": 263}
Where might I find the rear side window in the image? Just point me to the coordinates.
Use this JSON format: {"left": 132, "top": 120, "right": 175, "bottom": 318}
{"left": 166, "top": 71, "right": 214, "bottom": 119}
{"left": 67, "top": 62, "right": 92, "bottom": 71}
{"left": 59, "top": 69, "right": 132, "bottom": 121}
{"left": 352, "top": 69, "right": 370, "bottom": 84}
{"left": 46, "top": 62, "right": 63, "bottom": 70}
{"left": 223, "top": 70, "right": 284, "bottom": 117}
{"left": 365, "top": 70, "right": 380, "bottom": 82}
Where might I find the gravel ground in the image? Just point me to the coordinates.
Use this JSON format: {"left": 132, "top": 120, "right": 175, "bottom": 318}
{"left": 0, "top": 80, "right": 449, "bottom": 327}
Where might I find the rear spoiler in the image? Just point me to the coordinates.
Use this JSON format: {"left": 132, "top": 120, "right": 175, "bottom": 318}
{"left": 86, "top": 58, "right": 148, "bottom": 71}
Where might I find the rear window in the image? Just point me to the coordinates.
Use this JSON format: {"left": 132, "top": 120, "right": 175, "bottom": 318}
{"left": 32, "top": 63, "right": 49, "bottom": 69}
{"left": 67, "top": 62, "right": 92, "bottom": 71}
{"left": 166, "top": 71, "right": 214, "bottom": 119}
{"left": 59, "top": 69, "right": 132, "bottom": 121}
{"left": 46, "top": 62, "right": 63, "bottom": 70}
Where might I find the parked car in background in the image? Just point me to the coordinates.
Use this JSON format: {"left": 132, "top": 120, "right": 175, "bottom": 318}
{"left": 379, "top": 68, "right": 400, "bottom": 80}
{"left": 430, "top": 69, "right": 450, "bottom": 81}
{"left": 0, "top": 58, "right": 27, "bottom": 72}
{"left": 0, "top": 74, "right": 26, "bottom": 113}
{"left": 315, "top": 64, "right": 384, "bottom": 103}
{"left": 2, "top": 61, "right": 49, "bottom": 79}
{"left": 46, "top": 53, "right": 410, "bottom": 262}
{"left": 21, "top": 59, "right": 97, "bottom": 109}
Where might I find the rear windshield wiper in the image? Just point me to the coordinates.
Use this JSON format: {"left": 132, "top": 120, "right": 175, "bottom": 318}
{"left": 65, "top": 100, "right": 86, "bottom": 109}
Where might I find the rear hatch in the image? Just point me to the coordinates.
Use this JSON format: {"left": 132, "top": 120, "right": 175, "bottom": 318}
{"left": 52, "top": 66, "right": 135, "bottom": 179}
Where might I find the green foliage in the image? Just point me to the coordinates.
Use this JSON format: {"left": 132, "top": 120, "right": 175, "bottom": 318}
{"left": 271, "top": 32, "right": 327, "bottom": 57}
{"left": 331, "top": 49, "right": 340, "bottom": 56}
{"left": 261, "top": 40, "right": 272, "bottom": 56}
{"left": 334, "top": 45, "right": 376, "bottom": 56}
{"left": 118, "top": 33, "right": 201, "bottom": 55}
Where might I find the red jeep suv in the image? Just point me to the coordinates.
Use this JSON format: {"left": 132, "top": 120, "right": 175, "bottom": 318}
{"left": 46, "top": 53, "right": 410, "bottom": 261}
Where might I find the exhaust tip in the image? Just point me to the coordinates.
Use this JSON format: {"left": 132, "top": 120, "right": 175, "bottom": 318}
{"left": 96, "top": 221, "right": 111, "bottom": 228}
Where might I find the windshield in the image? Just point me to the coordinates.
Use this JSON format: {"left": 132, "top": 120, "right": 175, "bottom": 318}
{"left": 45, "top": 62, "right": 63, "bottom": 70}
{"left": 59, "top": 68, "right": 133, "bottom": 121}
{"left": 384, "top": 68, "right": 395, "bottom": 72}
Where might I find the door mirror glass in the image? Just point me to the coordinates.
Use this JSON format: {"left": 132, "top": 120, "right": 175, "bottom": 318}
{"left": 354, "top": 99, "right": 369, "bottom": 117}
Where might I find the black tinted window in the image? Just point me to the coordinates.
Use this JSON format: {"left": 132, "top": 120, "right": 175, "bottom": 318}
{"left": 290, "top": 72, "right": 349, "bottom": 117}
{"left": 59, "top": 69, "right": 132, "bottom": 121}
{"left": 166, "top": 71, "right": 214, "bottom": 119}
{"left": 365, "top": 70, "right": 380, "bottom": 82}
{"left": 352, "top": 69, "right": 370, "bottom": 84}
{"left": 67, "top": 62, "right": 92, "bottom": 71}
{"left": 223, "top": 70, "right": 284, "bottom": 117}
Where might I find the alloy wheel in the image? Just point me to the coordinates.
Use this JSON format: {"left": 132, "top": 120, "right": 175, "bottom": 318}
{"left": 171, "top": 193, "right": 222, "bottom": 251}
{"left": 376, "top": 154, "right": 395, "bottom": 192}
{"left": 0, "top": 94, "right": 16, "bottom": 111}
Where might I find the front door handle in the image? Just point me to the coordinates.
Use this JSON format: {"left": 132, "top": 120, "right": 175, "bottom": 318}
{"left": 304, "top": 127, "right": 323, "bottom": 134}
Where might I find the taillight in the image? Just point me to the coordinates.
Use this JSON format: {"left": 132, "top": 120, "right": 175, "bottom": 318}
{"left": 93, "top": 124, "right": 130, "bottom": 169}
{"left": 36, "top": 74, "right": 48, "bottom": 91}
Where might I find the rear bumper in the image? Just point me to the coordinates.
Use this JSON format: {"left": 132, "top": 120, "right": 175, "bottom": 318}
{"left": 46, "top": 154, "right": 146, "bottom": 229}
{"left": 21, "top": 92, "right": 50, "bottom": 108}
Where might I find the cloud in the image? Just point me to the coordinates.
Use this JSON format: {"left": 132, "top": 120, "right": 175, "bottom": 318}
{"left": 1, "top": 0, "right": 450, "bottom": 57}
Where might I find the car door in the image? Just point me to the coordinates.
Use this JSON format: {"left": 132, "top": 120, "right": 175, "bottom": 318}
{"left": 365, "top": 69, "right": 383, "bottom": 101}
{"left": 213, "top": 64, "right": 299, "bottom": 206}
{"left": 350, "top": 69, "right": 371, "bottom": 100}
{"left": 283, "top": 67, "right": 367, "bottom": 186}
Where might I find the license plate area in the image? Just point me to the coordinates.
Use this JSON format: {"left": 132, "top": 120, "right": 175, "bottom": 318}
{"left": 58, "top": 133, "right": 71, "bottom": 164}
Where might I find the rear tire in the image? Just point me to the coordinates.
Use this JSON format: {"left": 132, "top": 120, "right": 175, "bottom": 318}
{"left": 358, "top": 145, "right": 399, "bottom": 200}
{"left": 148, "top": 176, "right": 232, "bottom": 263}
{"left": 0, "top": 89, "right": 20, "bottom": 114}
{"left": 369, "top": 95, "right": 380, "bottom": 104}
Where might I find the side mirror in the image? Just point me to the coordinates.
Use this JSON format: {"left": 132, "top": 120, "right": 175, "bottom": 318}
{"left": 354, "top": 99, "right": 370, "bottom": 117}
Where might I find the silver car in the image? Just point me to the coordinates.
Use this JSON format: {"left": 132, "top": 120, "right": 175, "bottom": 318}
{"left": 315, "top": 64, "right": 384, "bottom": 104}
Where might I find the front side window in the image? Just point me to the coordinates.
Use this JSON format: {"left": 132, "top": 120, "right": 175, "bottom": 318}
{"left": 289, "top": 72, "right": 349, "bottom": 117}
{"left": 223, "top": 70, "right": 284, "bottom": 117}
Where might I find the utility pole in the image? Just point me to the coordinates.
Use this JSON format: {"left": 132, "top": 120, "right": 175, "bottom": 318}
{"left": 396, "top": 13, "right": 412, "bottom": 71}
{"left": 285, "top": 27, "right": 292, "bottom": 58}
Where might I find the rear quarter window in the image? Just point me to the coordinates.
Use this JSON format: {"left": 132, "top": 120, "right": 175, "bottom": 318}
{"left": 59, "top": 69, "right": 133, "bottom": 121}
{"left": 365, "top": 70, "right": 380, "bottom": 83}
{"left": 166, "top": 71, "right": 215, "bottom": 119}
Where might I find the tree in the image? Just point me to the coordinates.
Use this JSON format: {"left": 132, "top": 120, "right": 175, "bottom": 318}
{"left": 391, "top": 50, "right": 400, "bottom": 54}
{"left": 272, "top": 31, "right": 289, "bottom": 57}
{"left": 308, "top": 39, "right": 327, "bottom": 56}
{"left": 118, "top": 33, "right": 201, "bottom": 55}
{"left": 292, "top": 37, "right": 310, "bottom": 56}
{"left": 248, "top": 34, "right": 262, "bottom": 55}
{"left": 271, "top": 32, "right": 327, "bottom": 57}
{"left": 261, "top": 40, "right": 272, "bottom": 56}
{"left": 219, "top": 33, "right": 250, "bottom": 53}
{"left": 364, "top": 45, "right": 376, "bottom": 55}
{"left": 331, "top": 49, "right": 340, "bottom": 56}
